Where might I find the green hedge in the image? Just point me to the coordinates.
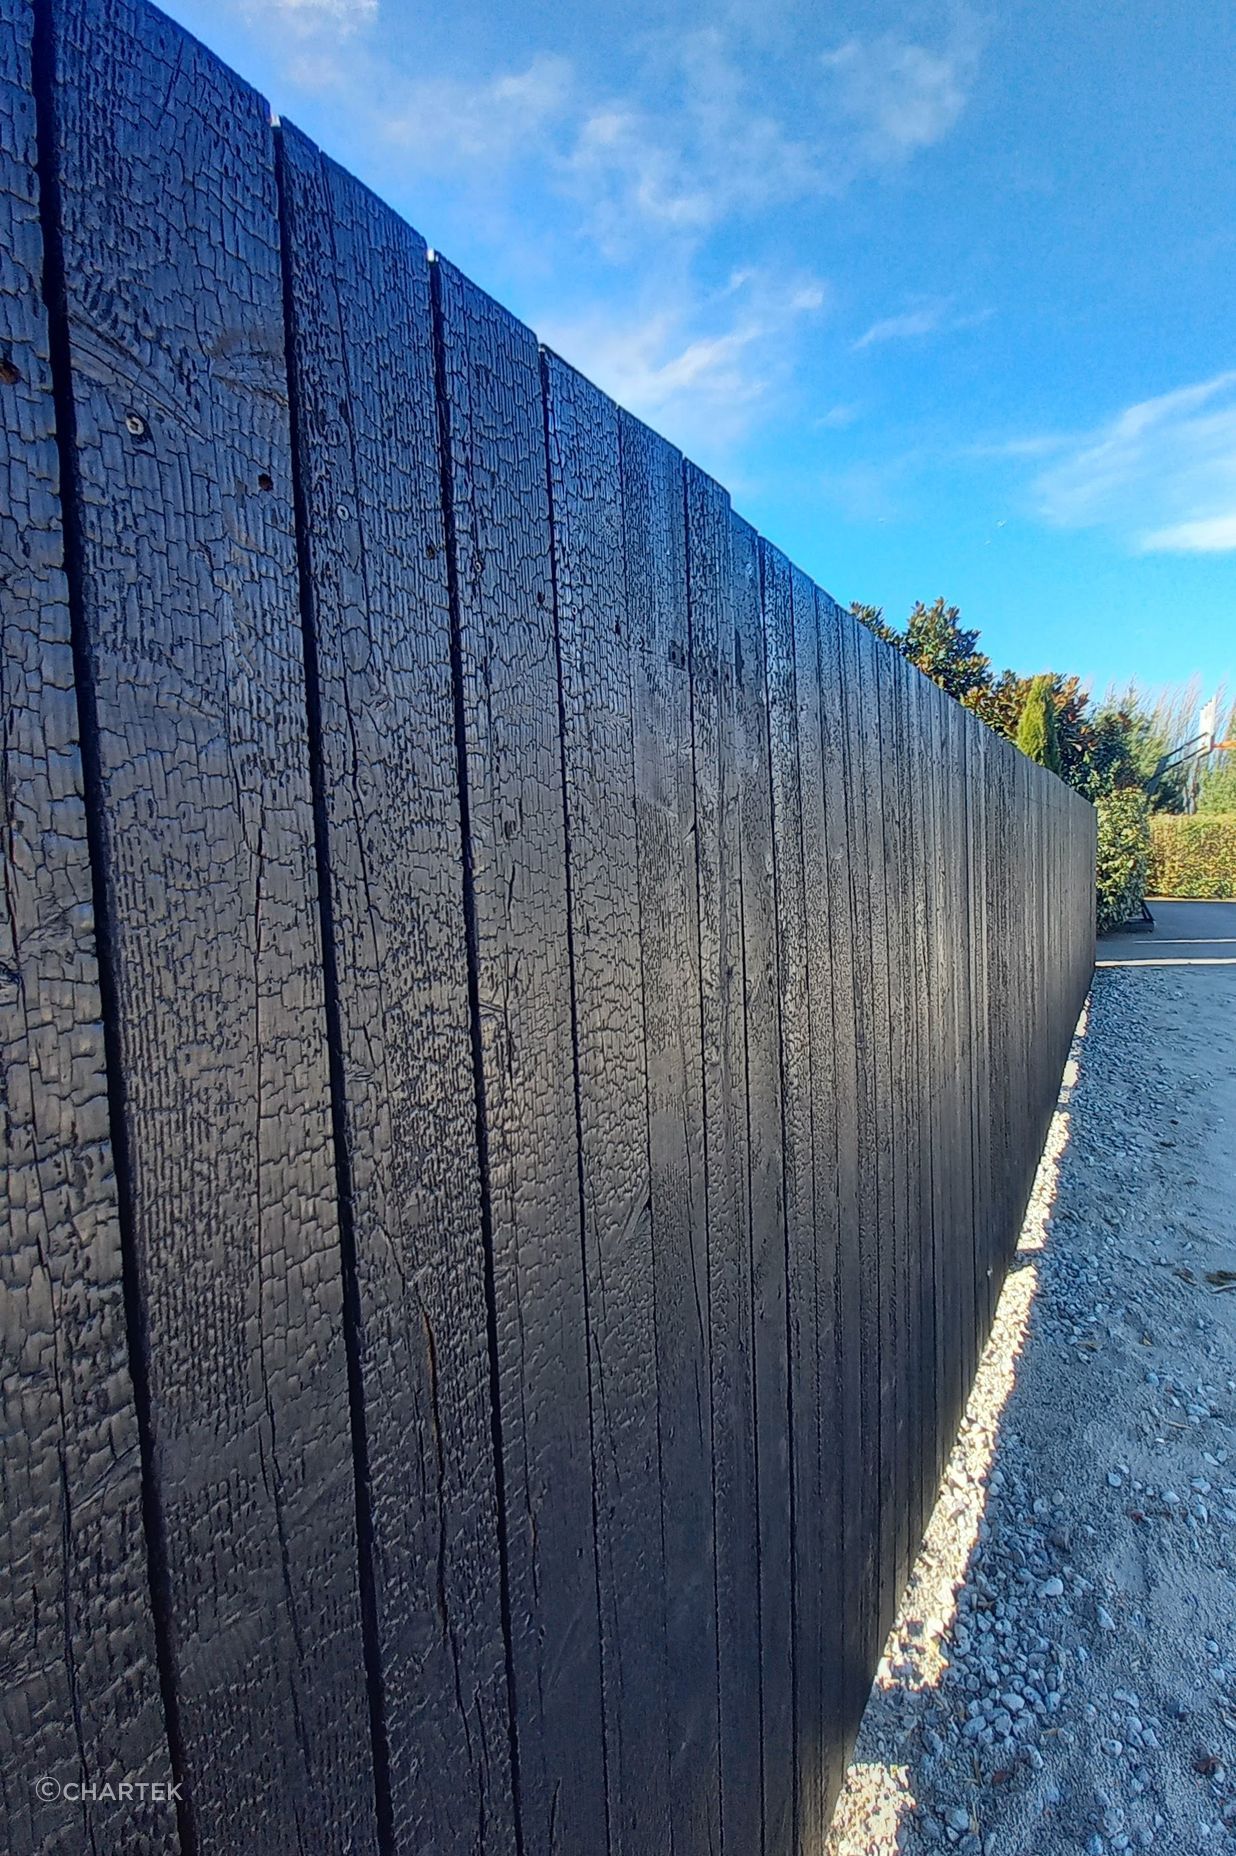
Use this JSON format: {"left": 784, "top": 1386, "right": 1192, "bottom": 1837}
{"left": 1149, "top": 813, "right": 1236, "bottom": 899}
{"left": 1095, "top": 788, "right": 1150, "bottom": 934}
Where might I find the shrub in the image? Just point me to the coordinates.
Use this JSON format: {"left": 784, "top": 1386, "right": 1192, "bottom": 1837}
{"left": 1198, "top": 760, "right": 1236, "bottom": 814}
{"left": 1016, "top": 674, "right": 1062, "bottom": 774}
{"left": 1095, "top": 788, "right": 1150, "bottom": 933}
{"left": 1148, "top": 814, "right": 1236, "bottom": 899}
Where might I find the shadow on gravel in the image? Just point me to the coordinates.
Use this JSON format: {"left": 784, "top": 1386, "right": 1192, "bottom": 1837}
{"left": 830, "top": 961, "right": 1236, "bottom": 1856}
{"left": 824, "top": 1006, "right": 1092, "bottom": 1855}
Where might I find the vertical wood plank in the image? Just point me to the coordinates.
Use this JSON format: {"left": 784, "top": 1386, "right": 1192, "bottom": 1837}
{"left": 921, "top": 680, "right": 953, "bottom": 1491}
{"left": 968, "top": 720, "right": 994, "bottom": 1349}
{"left": 984, "top": 736, "right": 1008, "bottom": 1299}
{"left": 790, "top": 567, "right": 846, "bottom": 1823}
{"left": 432, "top": 262, "right": 606, "bottom": 1856}
{"left": 945, "top": 694, "right": 973, "bottom": 1449}
{"left": 900, "top": 659, "right": 935, "bottom": 1560}
{"left": 276, "top": 129, "right": 515, "bottom": 1854}
{"left": 893, "top": 654, "right": 919, "bottom": 1566}
{"left": 733, "top": 517, "right": 794, "bottom": 1856}
{"left": 686, "top": 462, "right": 761, "bottom": 1856}
{"left": 855, "top": 629, "right": 896, "bottom": 1647}
{"left": 951, "top": 708, "right": 979, "bottom": 1409}
{"left": 41, "top": 2, "right": 376, "bottom": 1845}
{"left": 619, "top": 410, "right": 720, "bottom": 1856}
{"left": 1009, "top": 755, "right": 1030, "bottom": 1265}
{"left": 760, "top": 541, "right": 811, "bottom": 1850}
{"left": 815, "top": 596, "right": 867, "bottom": 1739}
{"left": 542, "top": 352, "right": 668, "bottom": 1856}
{"left": 3, "top": 0, "right": 1103, "bottom": 1830}
{"left": 0, "top": 3, "right": 177, "bottom": 1848}
{"left": 780, "top": 560, "right": 824, "bottom": 1845}
{"left": 872, "top": 638, "right": 911, "bottom": 1603}
{"left": 837, "top": 615, "right": 884, "bottom": 1665}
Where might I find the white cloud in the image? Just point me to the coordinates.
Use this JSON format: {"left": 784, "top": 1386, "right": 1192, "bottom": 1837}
{"left": 821, "top": 23, "right": 982, "bottom": 163}
{"left": 852, "top": 297, "right": 990, "bottom": 351}
{"left": 247, "top": 6, "right": 982, "bottom": 248}
{"left": 1027, "top": 370, "right": 1236, "bottom": 552}
{"left": 816, "top": 403, "right": 860, "bottom": 429}
{"left": 1141, "top": 514, "right": 1236, "bottom": 553}
{"left": 553, "top": 30, "right": 830, "bottom": 250}
{"left": 539, "top": 270, "right": 828, "bottom": 458}
{"left": 854, "top": 306, "right": 944, "bottom": 348}
{"left": 561, "top": 22, "right": 984, "bottom": 245}
{"left": 254, "top": 0, "right": 375, "bottom": 31}
{"left": 218, "top": 0, "right": 983, "bottom": 460}
{"left": 378, "top": 55, "right": 575, "bottom": 165}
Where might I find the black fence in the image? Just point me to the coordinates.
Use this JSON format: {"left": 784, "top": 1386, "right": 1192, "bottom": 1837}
{"left": 0, "top": 1, "right": 1097, "bottom": 1850}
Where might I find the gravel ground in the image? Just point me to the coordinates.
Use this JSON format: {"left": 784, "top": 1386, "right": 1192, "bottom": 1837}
{"left": 825, "top": 960, "right": 1236, "bottom": 1856}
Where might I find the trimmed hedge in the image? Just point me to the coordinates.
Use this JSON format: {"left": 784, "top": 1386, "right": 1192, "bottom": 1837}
{"left": 1149, "top": 813, "right": 1236, "bottom": 899}
{"left": 1095, "top": 788, "right": 1150, "bottom": 934}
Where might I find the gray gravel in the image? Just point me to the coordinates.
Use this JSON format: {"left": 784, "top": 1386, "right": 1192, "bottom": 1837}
{"left": 825, "top": 960, "right": 1236, "bottom": 1855}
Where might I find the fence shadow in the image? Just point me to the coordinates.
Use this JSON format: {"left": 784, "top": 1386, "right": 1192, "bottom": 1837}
{"left": 826, "top": 1001, "right": 1094, "bottom": 1854}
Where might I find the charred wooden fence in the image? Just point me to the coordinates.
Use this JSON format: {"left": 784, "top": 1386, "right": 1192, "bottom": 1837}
{"left": 1, "top": 0, "right": 1097, "bottom": 1850}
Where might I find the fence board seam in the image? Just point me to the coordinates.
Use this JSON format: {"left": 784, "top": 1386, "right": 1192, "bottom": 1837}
{"left": 539, "top": 347, "right": 615, "bottom": 1856}
{"left": 272, "top": 126, "right": 394, "bottom": 1856}
{"left": 428, "top": 253, "right": 527, "bottom": 1856}
{"left": 0, "top": 7, "right": 1101, "bottom": 1843}
{"left": 27, "top": 6, "right": 190, "bottom": 1845}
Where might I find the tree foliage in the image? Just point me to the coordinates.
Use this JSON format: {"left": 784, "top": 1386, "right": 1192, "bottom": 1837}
{"left": 843, "top": 594, "right": 1235, "bottom": 929}
{"left": 1015, "top": 675, "right": 1062, "bottom": 774}
{"left": 1199, "top": 758, "right": 1236, "bottom": 814}
{"left": 1095, "top": 789, "right": 1151, "bottom": 933}
{"left": 852, "top": 598, "right": 991, "bottom": 706}
{"left": 1150, "top": 814, "right": 1236, "bottom": 899}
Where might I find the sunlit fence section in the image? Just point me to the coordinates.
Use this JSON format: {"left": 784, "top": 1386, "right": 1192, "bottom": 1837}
{"left": 0, "top": 1, "right": 1096, "bottom": 1850}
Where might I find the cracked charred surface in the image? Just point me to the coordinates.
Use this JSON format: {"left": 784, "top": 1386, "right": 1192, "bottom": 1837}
{"left": 544, "top": 354, "right": 670, "bottom": 1855}
{"left": 39, "top": 2, "right": 374, "bottom": 1847}
{"left": 0, "top": 4, "right": 174, "bottom": 1851}
{"left": 276, "top": 123, "right": 515, "bottom": 1856}
{"left": 620, "top": 410, "right": 720, "bottom": 1856}
{"left": 434, "top": 263, "right": 606, "bottom": 1856}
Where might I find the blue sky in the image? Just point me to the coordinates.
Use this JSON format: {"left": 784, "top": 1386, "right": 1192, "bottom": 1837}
{"left": 161, "top": 0, "right": 1235, "bottom": 701}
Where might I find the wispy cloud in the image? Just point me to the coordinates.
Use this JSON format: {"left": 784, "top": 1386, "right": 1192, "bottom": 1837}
{"left": 558, "top": 31, "right": 824, "bottom": 247}
{"left": 249, "top": 5, "right": 983, "bottom": 248}
{"left": 821, "top": 23, "right": 982, "bottom": 163}
{"left": 377, "top": 56, "right": 575, "bottom": 165}
{"left": 816, "top": 403, "right": 861, "bottom": 429}
{"left": 539, "top": 269, "right": 828, "bottom": 459}
{"left": 1141, "top": 514, "right": 1236, "bottom": 553}
{"left": 567, "top": 21, "right": 984, "bottom": 235}
{"left": 1026, "top": 371, "right": 1236, "bottom": 553}
{"left": 219, "top": 0, "right": 983, "bottom": 450}
{"left": 256, "top": 0, "right": 375, "bottom": 31}
{"left": 852, "top": 296, "right": 990, "bottom": 351}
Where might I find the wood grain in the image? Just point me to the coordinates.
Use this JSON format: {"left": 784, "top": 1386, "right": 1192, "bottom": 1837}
{"left": 543, "top": 352, "right": 668, "bottom": 1855}
{"left": 3, "top": 6, "right": 1101, "bottom": 1840}
{"left": 41, "top": 3, "right": 376, "bottom": 1846}
{"left": 0, "top": 4, "right": 176, "bottom": 1848}
{"left": 432, "top": 262, "right": 606, "bottom": 1856}
{"left": 686, "top": 463, "right": 760, "bottom": 1855}
{"left": 732, "top": 515, "right": 793, "bottom": 1855}
{"left": 277, "top": 126, "right": 515, "bottom": 1855}
{"left": 620, "top": 411, "right": 719, "bottom": 1856}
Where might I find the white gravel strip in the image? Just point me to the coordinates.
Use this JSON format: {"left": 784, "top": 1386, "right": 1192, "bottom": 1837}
{"left": 825, "top": 963, "right": 1236, "bottom": 1856}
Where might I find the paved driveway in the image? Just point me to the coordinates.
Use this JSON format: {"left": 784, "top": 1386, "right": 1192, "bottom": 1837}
{"left": 1098, "top": 898, "right": 1236, "bottom": 967}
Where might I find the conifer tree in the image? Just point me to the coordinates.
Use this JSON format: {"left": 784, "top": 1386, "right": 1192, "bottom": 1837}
{"left": 1016, "top": 675, "right": 1062, "bottom": 775}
